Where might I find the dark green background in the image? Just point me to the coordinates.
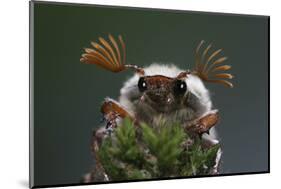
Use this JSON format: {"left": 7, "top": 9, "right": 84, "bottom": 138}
{"left": 31, "top": 1, "right": 269, "bottom": 186}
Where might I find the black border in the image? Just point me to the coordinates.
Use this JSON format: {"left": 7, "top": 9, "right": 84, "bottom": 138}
{"left": 29, "top": 1, "right": 270, "bottom": 188}
{"left": 33, "top": 171, "right": 269, "bottom": 188}
{"left": 29, "top": 1, "right": 34, "bottom": 188}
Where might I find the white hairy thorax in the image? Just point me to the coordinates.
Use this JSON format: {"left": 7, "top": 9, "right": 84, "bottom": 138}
{"left": 118, "top": 63, "right": 217, "bottom": 139}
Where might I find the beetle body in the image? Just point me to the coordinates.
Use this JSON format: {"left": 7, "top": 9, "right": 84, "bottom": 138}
{"left": 80, "top": 35, "right": 233, "bottom": 181}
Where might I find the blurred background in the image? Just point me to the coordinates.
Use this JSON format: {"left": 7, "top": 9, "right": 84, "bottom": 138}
{"left": 31, "top": 1, "right": 269, "bottom": 186}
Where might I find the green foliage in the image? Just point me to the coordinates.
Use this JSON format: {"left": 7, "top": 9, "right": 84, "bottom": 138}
{"left": 141, "top": 122, "right": 185, "bottom": 177}
{"left": 98, "top": 118, "right": 220, "bottom": 181}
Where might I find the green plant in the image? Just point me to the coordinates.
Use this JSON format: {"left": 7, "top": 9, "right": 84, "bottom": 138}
{"left": 98, "top": 118, "right": 220, "bottom": 181}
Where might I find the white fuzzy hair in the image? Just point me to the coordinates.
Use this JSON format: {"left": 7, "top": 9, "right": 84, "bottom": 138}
{"left": 143, "top": 63, "right": 182, "bottom": 77}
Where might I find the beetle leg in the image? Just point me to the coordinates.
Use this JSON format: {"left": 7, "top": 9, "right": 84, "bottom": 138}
{"left": 100, "top": 97, "right": 134, "bottom": 134}
{"left": 186, "top": 109, "right": 219, "bottom": 135}
{"left": 101, "top": 97, "right": 133, "bottom": 119}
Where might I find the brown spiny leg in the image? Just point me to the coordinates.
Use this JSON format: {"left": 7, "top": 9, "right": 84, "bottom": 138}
{"left": 93, "top": 98, "right": 133, "bottom": 149}
{"left": 101, "top": 98, "right": 134, "bottom": 134}
{"left": 185, "top": 110, "right": 219, "bottom": 136}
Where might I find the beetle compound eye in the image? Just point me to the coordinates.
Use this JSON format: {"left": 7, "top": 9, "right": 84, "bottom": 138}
{"left": 138, "top": 77, "right": 148, "bottom": 92}
{"left": 174, "top": 80, "right": 187, "bottom": 95}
